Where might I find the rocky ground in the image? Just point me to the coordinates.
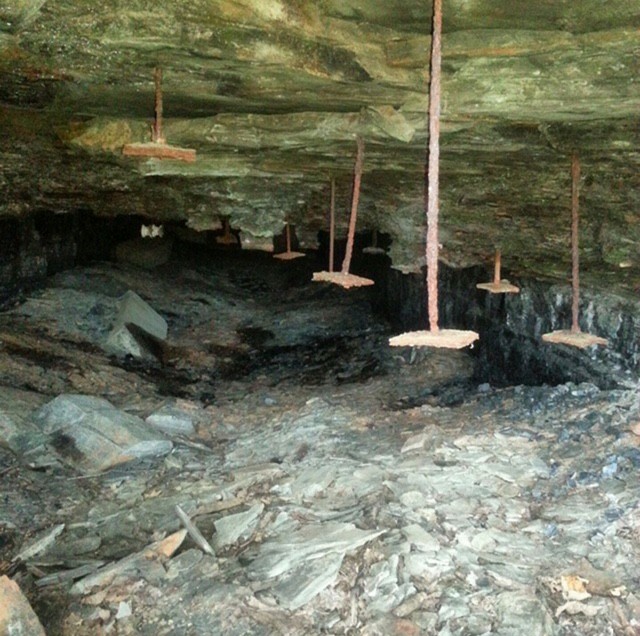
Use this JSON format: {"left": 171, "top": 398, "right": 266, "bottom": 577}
{"left": 1, "top": 243, "right": 639, "bottom": 635}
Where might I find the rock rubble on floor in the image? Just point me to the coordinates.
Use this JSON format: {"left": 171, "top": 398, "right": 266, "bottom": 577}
{"left": 0, "top": 252, "right": 638, "bottom": 635}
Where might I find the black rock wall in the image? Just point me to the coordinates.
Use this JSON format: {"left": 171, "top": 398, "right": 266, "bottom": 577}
{"left": 365, "top": 257, "right": 640, "bottom": 389}
{"left": 0, "top": 212, "right": 150, "bottom": 307}
{"left": 0, "top": 216, "right": 49, "bottom": 307}
{"left": 3, "top": 216, "right": 639, "bottom": 392}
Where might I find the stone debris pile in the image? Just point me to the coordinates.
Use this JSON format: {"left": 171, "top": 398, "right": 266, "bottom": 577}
{"left": 1, "top": 382, "right": 638, "bottom": 635}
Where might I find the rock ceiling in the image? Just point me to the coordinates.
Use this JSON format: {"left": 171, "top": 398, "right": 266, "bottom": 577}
{"left": 1, "top": 0, "right": 639, "bottom": 280}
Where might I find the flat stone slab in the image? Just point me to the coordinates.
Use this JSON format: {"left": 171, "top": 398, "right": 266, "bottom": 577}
{"left": 273, "top": 551, "right": 344, "bottom": 610}
{"left": 32, "top": 394, "right": 173, "bottom": 473}
{"left": 146, "top": 402, "right": 197, "bottom": 436}
{"left": 105, "top": 323, "right": 154, "bottom": 359}
{"left": 70, "top": 530, "right": 188, "bottom": 595}
{"left": 213, "top": 503, "right": 264, "bottom": 549}
{"left": 113, "top": 290, "right": 167, "bottom": 340}
{"left": 105, "top": 290, "right": 167, "bottom": 358}
{"left": 248, "top": 521, "right": 384, "bottom": 581}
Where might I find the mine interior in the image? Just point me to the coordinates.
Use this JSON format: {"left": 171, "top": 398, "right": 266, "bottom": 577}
{"left": 1, "top": 0, "right": 640, "bottom": 634}
{"left": 2, "top": 214, "right": 640, "bottom": 635}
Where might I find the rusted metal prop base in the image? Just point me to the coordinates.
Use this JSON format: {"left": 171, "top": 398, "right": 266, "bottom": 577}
{"left": 312, "top": 271, "right": 374, "bottom": 289}
{"left": 123, "top": 67, "right": 196, "bottom": 163}
{"left": 313, "top": 139, "right": 372, "bottom": 289}
{"left": 122, "top": 142, "right": 196, "bottom": 162}
{"left": 216, "top": 219, "right": 237, "bottom": 246}
{"left": 476, "top": 250, "right": 519, "bottom": 294}
{"left": 274, "top": 250, "right": 305, "bottom": 261}
{"left": 216, "top": 233, "right": 237, "bottom": 246}
{"left": 389, "top": 329, "right": 479, "bottom": 349}
{"left": 543, "top": 155, "right": 607, "bottom": 349}
{"left": 476, "top": 280, "right": 520, "bottom": 294}
{"left": 542, "top": 330, "right": 608, "bottom": 349}
{"left": 274, "top": 222, "right": 305, "bottom": 260}
{"left": 363, "top": 230, "right": 386, "bottom": 255}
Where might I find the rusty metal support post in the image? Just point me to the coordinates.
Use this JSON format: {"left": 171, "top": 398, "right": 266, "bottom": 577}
{"left": 285, "top": 222, "right": 292, "bottom": 253}
{"left": 341, "top": 136, "right": 365, "bottom": 275}
{"left": 389, "top": 0, "right": 478, "bottom": 347}
{"left": 329, "top": 178, "right": 336, "bottom": 272}
{"left": 426, "top": 0, "right": 442, "bottom": 332}
{"left": 571, "top": 152, "right": 580, "bottom": 333}
{"left": 541, "top": 152, "right": 606, "bottom": 348}
{"left": 153, "top": 67, "right": 165, "bottom": 144}
{"left": 493, "top": 249, "right": 501, "bottom": 284}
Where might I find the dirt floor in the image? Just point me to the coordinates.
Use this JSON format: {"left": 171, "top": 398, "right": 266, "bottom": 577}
{"left": 1, "top": 244, "right": 639, "bottom": 635}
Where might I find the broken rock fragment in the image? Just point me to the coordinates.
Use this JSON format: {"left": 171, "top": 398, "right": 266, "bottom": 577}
{"left": 32, "top": 394, "right": 173, "bottom": 473}
{"left": 0, "top": 575, "right": 46, "bottom": 636}
{"left": 248, "top": 521, "right": 384, "bottom": 609}
{"left": 213, "top": 503, "right": 264, "bottom": 550}
{"left": 146, "top": 400, "right": 196, "bottom": 436}
{"left": 272, "top": 551, "right": 344, "bottom": 610}
{"left": 112, "top": 290, "right": 168, "bottom": 340}
{"left": 0, "top": 387, "right": 48, "bottom": 456}
{"left": 105, "top": 290, "right": 167, "bottom": 358}
{"left": 71, "top": 529, "right": 188, "bottom": 595}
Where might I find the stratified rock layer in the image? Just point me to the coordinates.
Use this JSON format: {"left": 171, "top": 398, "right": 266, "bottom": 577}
{"left": 0, "top": 1, "right": 637, "bottom": 280}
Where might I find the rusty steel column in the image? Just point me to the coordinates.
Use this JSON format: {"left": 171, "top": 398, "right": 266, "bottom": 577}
{"left": 571, "top": 152, "right": 580, "bottom": 333}
{"left": 285, "top": 222, "right": 292, "bottom": 253}
{"left": 426, "top": 0, "right": 442, "bottom": 332}
{"left": 493, "top": 249, "right": 501, "bottom": 284}
{"left": 341, "top": 136, "right": 365, "bottom": 275}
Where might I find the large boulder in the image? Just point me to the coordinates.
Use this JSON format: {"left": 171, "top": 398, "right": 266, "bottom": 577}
{"left": 32, "top": 394, "right": 173, "bottom": 473}
{"left": 0, "top": 576, "right": 46, "bottom": 636}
